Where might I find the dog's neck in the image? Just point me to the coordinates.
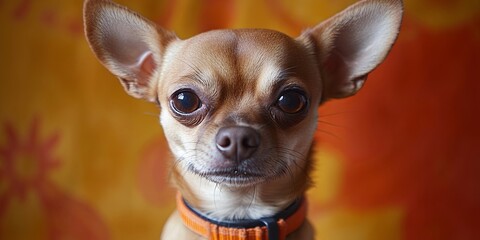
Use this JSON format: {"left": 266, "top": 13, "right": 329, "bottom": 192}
{"left": 170, "top": 147, "right": 314, "bottom": 221}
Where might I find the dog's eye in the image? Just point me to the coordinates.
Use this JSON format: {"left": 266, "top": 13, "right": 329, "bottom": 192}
{"left": 277, "top": 90, "right": 307, "bottom": 114}
{"left": 170, "top": 90, "right": 201, "bottom": 114}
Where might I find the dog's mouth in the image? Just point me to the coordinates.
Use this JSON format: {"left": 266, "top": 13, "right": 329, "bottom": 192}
{"left": 189, "top": 167, "right": 267, "bottom": 186}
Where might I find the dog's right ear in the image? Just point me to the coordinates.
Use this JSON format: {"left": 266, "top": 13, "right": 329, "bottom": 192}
{"left": 83, "top": 0, "right": 177, "bottom": 102}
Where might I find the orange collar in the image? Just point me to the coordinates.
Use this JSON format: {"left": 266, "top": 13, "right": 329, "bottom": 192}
{"left": 176, "top": 192, "right": 307, "bottom": 240}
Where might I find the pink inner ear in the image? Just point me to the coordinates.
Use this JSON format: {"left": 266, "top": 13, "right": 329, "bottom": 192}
{"left": 134, "top": 51, "right": 157, "bottom": 87}
{"left": 139, "top": 52, "right": 156, "bottom": 75}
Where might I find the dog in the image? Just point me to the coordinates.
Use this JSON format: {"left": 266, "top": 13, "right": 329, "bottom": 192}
{"left": 83, "top": 0, "right": 403, "bottom": 239}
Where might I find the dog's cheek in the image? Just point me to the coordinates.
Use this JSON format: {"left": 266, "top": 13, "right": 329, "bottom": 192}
{"left": 160, "top": 110, "right": 212, "bottom": 167}
{"left": 283, "top": 110, "right": 318, "bottom": 160}
{"left": 159, "top": 113, "right": 188, "bottom": 158}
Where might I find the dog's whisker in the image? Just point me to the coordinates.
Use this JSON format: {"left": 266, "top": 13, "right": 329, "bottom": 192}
{"left": 247, "top": 185, "right": 257, "bottom": 212}
{"left": 213, "top": 182, "right": 220, "bottom": 211}
{"left": 279, "top": 150, "right": 305, "bottom": 161}
{"left": 318, "top": 111, "right": 350, "bottom": 118}
{"left": 317, "top": 119, "right": 344, "bottom": 128}
{"left": 316, "top": 128, "right": 342, "bottom": 140}
{"left": 285, "top": 163, "right": 297, "bottom": 195}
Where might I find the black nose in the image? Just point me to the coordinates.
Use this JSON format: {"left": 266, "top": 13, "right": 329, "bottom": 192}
{"left": 215, "top": 126, "right": 260, "bottom": 162}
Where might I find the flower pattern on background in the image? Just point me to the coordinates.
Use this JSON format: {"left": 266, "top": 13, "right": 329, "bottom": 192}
{"left": 0, "top": 118, "right": 110, "bottom": 240}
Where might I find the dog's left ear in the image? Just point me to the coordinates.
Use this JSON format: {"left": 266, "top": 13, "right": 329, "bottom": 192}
{"left": 299, "top": 0, "right": 403, "bottom": 100}
{"left": 83, "top": 0, "right": 177, "bottom": 101}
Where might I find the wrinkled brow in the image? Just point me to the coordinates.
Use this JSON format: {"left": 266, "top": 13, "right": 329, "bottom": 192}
{"left": 256, "top": 63, "right": 296, "bottom": 94}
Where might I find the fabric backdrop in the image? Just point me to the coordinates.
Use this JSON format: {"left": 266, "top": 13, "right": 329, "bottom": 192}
{"left": 0, "top": 0, "right": 479, "bottom": 239}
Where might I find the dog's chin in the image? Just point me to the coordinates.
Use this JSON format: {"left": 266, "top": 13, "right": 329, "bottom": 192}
{"left": 189, "top": 167, "right": 270, "bottom": 187}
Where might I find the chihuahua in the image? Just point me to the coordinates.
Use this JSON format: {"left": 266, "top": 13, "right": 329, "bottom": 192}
{"left": 84, "top": 0, "right": 403, "bottom": 239}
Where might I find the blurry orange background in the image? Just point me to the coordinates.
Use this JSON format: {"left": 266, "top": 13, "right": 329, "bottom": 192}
{"left": 0, "top": 0, "right": 479, "bottom": 239}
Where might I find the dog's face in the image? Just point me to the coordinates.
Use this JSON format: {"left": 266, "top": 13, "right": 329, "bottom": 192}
{"left": 84, "top": 0, "right": 403, "bottom": 189}
{"left": 158, "top": 30, "right": 321, "bottom": 186}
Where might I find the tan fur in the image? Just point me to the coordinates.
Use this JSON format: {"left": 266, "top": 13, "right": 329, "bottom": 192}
{"left": 83, "top": 0, "right": 403, "bottom": 239}
{"left": 169, "top": 162, "right": 202, "bottom": 208}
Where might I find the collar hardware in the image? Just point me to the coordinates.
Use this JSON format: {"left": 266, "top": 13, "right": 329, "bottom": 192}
{"left": 260, "top": 217, "right": 280, "bottom": 240}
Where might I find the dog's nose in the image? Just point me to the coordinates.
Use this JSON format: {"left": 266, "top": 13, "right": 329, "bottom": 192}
{"left": 215, "top": 126, "right": 260, "bottom": 162}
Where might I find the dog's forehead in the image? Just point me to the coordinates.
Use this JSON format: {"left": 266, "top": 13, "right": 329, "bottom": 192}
{"left": 184, "top": 29, "right": 297, "bottom": 60}
{"left": 175, "top": 29, "right": 311, "bottom": 90}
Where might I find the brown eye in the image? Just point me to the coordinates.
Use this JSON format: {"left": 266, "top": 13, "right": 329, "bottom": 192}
{"left": 277, "top": 90, "right": 307, "bottom": 114}
{"left": 170, "top": 90, "right": 201, "bottom": 114}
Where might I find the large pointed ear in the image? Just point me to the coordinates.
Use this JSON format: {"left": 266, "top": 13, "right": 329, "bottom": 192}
{"left": 83, "top": 0, "right": 177, "bottom": 101}
{"left": 298, "top": 0, "right": 403, "bottom": 100}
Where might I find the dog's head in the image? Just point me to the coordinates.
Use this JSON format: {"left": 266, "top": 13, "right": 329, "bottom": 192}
{"left": 84, "top": 0, "right": 402, "bottom": 190}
